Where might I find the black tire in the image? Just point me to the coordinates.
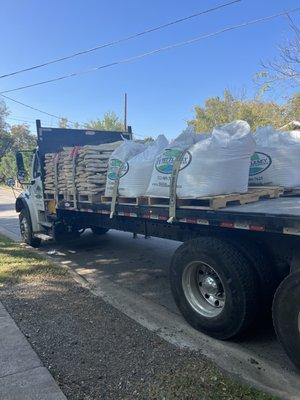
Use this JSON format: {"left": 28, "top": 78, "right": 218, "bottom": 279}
{"left": 272, "top": 271, "right": 300, "bottom": 369}
{"left": 53, "top": 223, "right": 83, "bottom": 243}
{"left": 226, "top": 237, "right": 279, "bottom": 317}
{"left": 170, "top": 237, "right": 259, "bottom": 340}
{"left": 19, "top": 208, "right": 41, "bottom": 248}
{"left": 91, "top": 227, "right": 109, "bottom": 235}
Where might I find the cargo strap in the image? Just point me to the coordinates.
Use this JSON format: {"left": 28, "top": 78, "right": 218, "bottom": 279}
{"left": 53, "top": 153, "right": 60, "bottom": 204}
{"left": 110, "top": 162, "right": 125, "bottom": 219}
{"left": 70, "top": 147, "right": 79, "bottom": 210}
{"left": 167, "top": 149, "right": 188, "bottom": 224}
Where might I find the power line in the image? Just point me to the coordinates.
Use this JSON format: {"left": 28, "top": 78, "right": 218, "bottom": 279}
{"left": 0, "top": 0, "right": 241, "bottom": 79}
{"left": 7, "top": 116, "right": 36, "bottom": 123}
{"left": 2, "top": 6, "right": 300, "bottom": 95}
{"left": 1, "top": 93, "right": 141, "bottom": 134}
{"left": 0, "top": 93, "right": 79, "bottom": 126}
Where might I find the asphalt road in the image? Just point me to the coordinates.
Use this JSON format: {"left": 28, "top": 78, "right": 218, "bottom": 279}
{"left": 0, "top": 187, "right": 299, "bottom": 399}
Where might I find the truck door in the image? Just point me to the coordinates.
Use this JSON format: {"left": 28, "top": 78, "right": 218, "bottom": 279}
{"left": 29, "top": 151, "right": 45, "bottom": 212}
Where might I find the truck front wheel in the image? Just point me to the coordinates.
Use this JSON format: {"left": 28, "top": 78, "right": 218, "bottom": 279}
{"left": 19, "top": 209, "right": 41, "bottom": 248}
{"left": 170, "top": 237, "right": 259, "bottom": 340}
{"left": 272, "top": 270, "right": 300, "bottom": 369}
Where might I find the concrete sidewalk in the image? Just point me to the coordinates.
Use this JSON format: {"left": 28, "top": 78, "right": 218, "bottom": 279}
{"left": 0, "top": 301, "right": 66, "bottom": 400}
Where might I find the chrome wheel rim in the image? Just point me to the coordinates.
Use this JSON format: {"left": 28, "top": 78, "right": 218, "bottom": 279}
{"left": 182, "top": 261, "right": 226, "bottom": 318}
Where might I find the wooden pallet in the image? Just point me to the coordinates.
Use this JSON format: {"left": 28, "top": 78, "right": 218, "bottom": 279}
{"left": 44, "top": 191, "right": 64, "bottom": 201}
{"left": 44, "top": 191, "right": 55, "bottom": 200}
{"left": 101, "top": 196, "right": 147, "bottom": 205}
{"left": 59, "top": 191, "right": 74, "bottom": 201}
{"left": 144, "top": 186, "right": 283, "bottom": 210}
{"left": 78, "top": 193, "right": 102, "bottom": 203}
{"left": 282, "top": 187, "right": 300, "bottom": 197}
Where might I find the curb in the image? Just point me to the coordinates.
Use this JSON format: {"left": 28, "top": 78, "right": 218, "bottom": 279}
{"left": 0, "top": 301, "right": 67, "bottom": 400}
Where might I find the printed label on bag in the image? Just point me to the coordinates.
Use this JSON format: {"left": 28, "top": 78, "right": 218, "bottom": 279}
{"left": 155, "top": 149, "right": 191, "bottom": 174}
{"left": 107, "top": 159, "right": 129, "bottom": 180}
{"left": 249, "top": 152, "right": 272, "bottom": 176}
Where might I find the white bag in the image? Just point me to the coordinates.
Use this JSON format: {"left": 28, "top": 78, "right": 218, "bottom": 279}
{"left": 119, "top": 135, "right": 168, "bottom": 197}
{"left": 147, "top": 121, "right": 255, "bottom": 198}
{"left": 105, "top": 140, "right": 146, "bottom": 196}
{"left": 176, "top": 120, "right": 255, "bottom": 197}
{"left": 249, "top": 126, "right": 300, "bottom": 188}
{"left": 146, "top": 127, "right": 201, "bottom": 197}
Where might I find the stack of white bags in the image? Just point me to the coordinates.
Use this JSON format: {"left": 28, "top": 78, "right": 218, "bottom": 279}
{"left": 104, "top": 120, "right": 300, "bottom": 199}
{"left": 146, "top": 121, "right": 255, "bottom": 197}
{"left": 105, "top": 120, "right": 256, "bottom": 198}
{"left": 249, "top": 126, "right": 300, "bottom": 188}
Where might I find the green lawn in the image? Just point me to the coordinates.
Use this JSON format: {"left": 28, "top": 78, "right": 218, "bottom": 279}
{"left": 0, "top": 235, "right": 278, "bottom": 400}
{"left": 150, "top": 362, "right": 278, "bottom": 400}
{"left": 0, "top": 235, "right": 66, "bottom": 286}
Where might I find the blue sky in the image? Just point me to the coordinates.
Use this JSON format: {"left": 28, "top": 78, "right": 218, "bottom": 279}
{"left": 1, "top": 0, "right": 299, "bottom": 139}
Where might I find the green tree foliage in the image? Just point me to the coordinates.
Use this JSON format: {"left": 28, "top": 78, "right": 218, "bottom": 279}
{"left": 189, "top": 89, "right": 300, "bottom": 132}
{"left": 0, "top": 124, "right": 36, "bottom": 182}
{"left": 84, "top": 111, "right": 124, "bottom": 131}
{"left": 0, "top": 100, "right": 11, "bottom": 158}
{"left": 0, "top": 100, "right": 9, "bottom": 132}
{"left": 9, "top": 124, "right": 36, "bottom": 151}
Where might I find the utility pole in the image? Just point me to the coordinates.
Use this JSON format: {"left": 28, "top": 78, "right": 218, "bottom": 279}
{"left": 124, "top": 93, "right": 127, "bottom": 132}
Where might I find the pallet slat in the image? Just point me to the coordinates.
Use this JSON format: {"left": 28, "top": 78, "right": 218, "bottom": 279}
{"left": 101, "top": 196, "right": 147, "bottom": 205}
{"left": 79, "top": 193, "right": 102, "bottom": 203}
{"left": 144, "top": 186, "right": 283, "bottom": 210}
{"left": 282, "top": 187, "right": 300, "bottom": 197}
{"left": 75, "top": 186, "right": 283, "bottom": 210}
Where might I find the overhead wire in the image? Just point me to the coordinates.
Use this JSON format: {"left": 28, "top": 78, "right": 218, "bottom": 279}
{"left": 0, "top": 93, "right": 79, "bottom": 126}
{"left": 0, "top": 0, "right": 241, "bottom": 79}
{"left": 1, "top": 6, "right": 300, "bottom": 95}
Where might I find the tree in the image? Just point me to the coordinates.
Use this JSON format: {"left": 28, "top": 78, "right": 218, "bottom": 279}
{"left": 188, "top": 89, "right": 298, "bottom": 132}
{"left": 0, "top": 132, "right": 13, "bottom": 159}
{"left": 58, "top": 117, "right": 69, "bottom": 128}
{"left": 84, "top": 111, "right": 124, "bottom": 131}
{"left": 9, "top": 124, "right": 36, "bottom": 151}
{"left": 259, "top": 16, "right": 300, "bottom": 88}
{"left": 0, "top": 100, "right": 9, "bottom": 132}
{"left": 0, "top": 100, "right": 11, "bottom": 158}
{"left": 0, "top": 124, "right": 36, "bottom": 182}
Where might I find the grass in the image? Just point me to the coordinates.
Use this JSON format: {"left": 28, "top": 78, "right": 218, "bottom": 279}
{"left": 0, "top": 234, "right": 278, "bottom": 400}
{"left": 149, "top": 362, "right": 278, "bottom": 400}
{"left": 0, "top": 235, "right": 66, "bottom": 285}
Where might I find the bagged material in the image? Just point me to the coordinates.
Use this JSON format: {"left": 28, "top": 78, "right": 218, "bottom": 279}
{"left": 75, "top": 142, "right": 122, "bottom": 194}
{"left": 44, "top": 141, "right": 122, "bottom": 195}
{"left": 147, "top": 121, "right": 255, "bottom": 198}
{"left": 146, "top": 127, "right": 201, "bottom": 197}
{"left": 119, "top": 135, "right": 169, "bottom": 197}
{"left": 249, "top": 126, "right": 300, "bottom": 188}
{"left": 105, "top": 140, "right": 146, "bottom": 196}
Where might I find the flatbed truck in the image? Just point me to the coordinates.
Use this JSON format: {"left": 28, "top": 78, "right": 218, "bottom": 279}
{"left": 14, "top": 120, "right": 300, "bottom": 369}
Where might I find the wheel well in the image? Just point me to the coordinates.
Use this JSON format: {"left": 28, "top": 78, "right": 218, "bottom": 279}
{"left": 15, "top": 197, "right": 26, "bottom": 213}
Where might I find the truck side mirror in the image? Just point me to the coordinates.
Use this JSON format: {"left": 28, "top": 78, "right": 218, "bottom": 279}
{"left": 6, "top": 178, "right": 15, "bottom": 187}
{"left": 15, "top": 151, "right": 26, "bottom": 183}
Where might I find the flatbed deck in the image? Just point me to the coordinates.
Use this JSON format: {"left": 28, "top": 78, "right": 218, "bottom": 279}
{"left": 222, "top": 197, "right": 300, "bottom": 217}
{"left": 58, "top": 196, "right": 300, "bottom": 238}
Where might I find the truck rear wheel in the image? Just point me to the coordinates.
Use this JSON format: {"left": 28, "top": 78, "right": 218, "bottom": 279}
{"left": 91, "top": 227, "right": 109, "bottom": 235}
{"left": 272, "top": 271, "right": 300, "bottom": 369}
{"left": 170, "top": 237, "right": 259, "bottom": 340}
{"left": 19, "top": 209, "right": 41, "bottom": 248}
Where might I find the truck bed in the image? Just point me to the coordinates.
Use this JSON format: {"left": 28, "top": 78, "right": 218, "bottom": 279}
{"left": 58, "top": 195, "right": 300, "bottom": 239}
{"left": 221, "top": 197, "right": 300, "bottom": 217}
